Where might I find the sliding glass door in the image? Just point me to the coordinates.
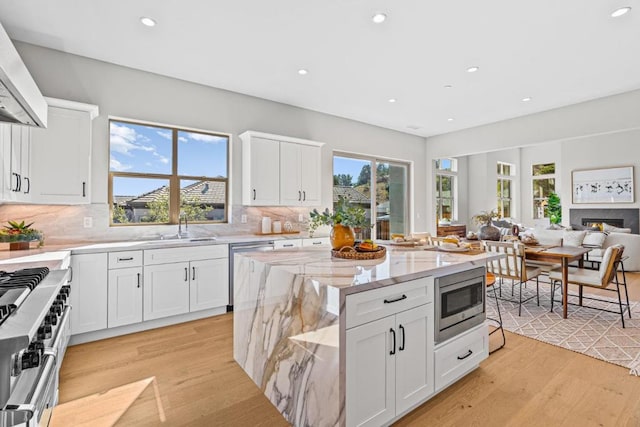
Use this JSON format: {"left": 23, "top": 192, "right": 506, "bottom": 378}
{"left": 333, "top": 154, "right": 409, "bottom": 240}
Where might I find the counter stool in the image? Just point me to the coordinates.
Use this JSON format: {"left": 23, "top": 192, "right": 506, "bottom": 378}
{"left": 486, "top": 272, "right": 506, "bottom": 354}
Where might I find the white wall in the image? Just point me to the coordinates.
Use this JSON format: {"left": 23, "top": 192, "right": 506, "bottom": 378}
{"left": 0, "top": 42, "right": 427, "bottom": 241}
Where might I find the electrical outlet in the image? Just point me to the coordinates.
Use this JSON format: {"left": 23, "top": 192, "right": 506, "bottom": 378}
{"left": 298, "top": 214, "right": 304, "bottom": 222}
{"left": 83, "top": 217, "right": 93, "bottom": 228}
{"left": 241, "top": 214, "right": 247, "bottom": 223}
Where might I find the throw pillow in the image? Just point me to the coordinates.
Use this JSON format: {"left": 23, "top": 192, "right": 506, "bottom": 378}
{"left": 582, "top": 231, "right": 606, "bottom": 248}
{"left": 599, "top": 246, "right": 615, "bottom": 280}
{"left": 562, "top": 230, "right": 587, "bottom": 247}
{"left": 611, "top": 227, "right": 632, "bottom": 234}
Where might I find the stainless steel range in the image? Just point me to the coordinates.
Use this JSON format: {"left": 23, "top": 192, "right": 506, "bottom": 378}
{"left": 0, "top": 267, "right": 71, "bottom": 427}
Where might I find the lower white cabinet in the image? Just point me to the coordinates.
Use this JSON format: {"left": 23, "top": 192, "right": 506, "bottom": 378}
{"left": 143, "top": 262, "right": 191, "bottom": 321}
{"left": 108, "top": 267, "right": 143, "bottom": 328}
{"left": 346, "top": 303, "right": 434, "bottom": 427}
{"left": 70, "top": 253, "right": 108, "bottom": 335}
{"left": 189, "top": 258, "right": 229, "bottom": 312}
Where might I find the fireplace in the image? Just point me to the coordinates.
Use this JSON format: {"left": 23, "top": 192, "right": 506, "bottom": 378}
{"left": 570, "top": 209, "right": 639, "bottom": 234}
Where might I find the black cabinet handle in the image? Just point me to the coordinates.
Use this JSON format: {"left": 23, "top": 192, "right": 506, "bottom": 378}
{"left": 384, "top": 294, "right": 407, "bottom": 304}
{"left": 11, "top": 173, "right": 18, "bottom": 192}
{"left": 117, "top": 257, "right": 134, "bottom": 261}
{"left": 16, "top": 174, "right": 21, "bottom": 192}
{"left": 303, "top": 191, "right": 306, "bottom": 201}
{"left": 298, "top": 190, "right": 301, "bottom": 201}
{"left": 312, "top": 241, "right": 322, "bottom": 245}
{"left": 390, "top": 328, "right": 396, "bottom": 355}
{"left": 184, "top": 267, "right": 188, "bottom": 282}
{"left": 283, "top": 244, "right": 294, "bottom": 248}
{"left": 23, "top": 177, "right": 30, "bottom": 194}
{"left": 399, "top": 324, "right": 405, "bottom": 351}
{"left": 192, "top": 266, "right": 196, "bottom": 280}
{"left": 137, "top": 273, "right": 141, "bottom": 288}
{"left": 82, "top": 182, "right": 86, "bottom": 197}
{"left": 457, "top": 349, "right": 473, "bottom": 360}
{"left": 253, "top": 189, "right": 256, "bottom": 200}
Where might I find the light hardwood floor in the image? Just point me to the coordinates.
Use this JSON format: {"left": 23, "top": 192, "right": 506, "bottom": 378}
{"left": 53, "top": 273, "right": 640, "bottom": 426}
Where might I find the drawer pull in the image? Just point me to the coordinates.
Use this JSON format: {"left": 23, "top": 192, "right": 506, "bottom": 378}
{"left": 384, "top": 294, "right": 407, "bottom": 304}
{"left": 457, "top": 349, "right": 473, "bottom": 360}
{"left": 312, "top": 241, "right": 322, "bottom": 245}
{"left": 118, "top": 257, "right": 134, "bottom": 261}
{"left": 283, "top": 244, "right": 294, "bottom": 248}
{"left": 389, "top": 328, "right": 396, "bottom": 355}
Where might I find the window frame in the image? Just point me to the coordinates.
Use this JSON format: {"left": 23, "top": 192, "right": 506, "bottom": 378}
{"left": 531, "top": 162, "right": 556, "bottom": 220}
{"left": 496, "top": 161, "right": 514, "bottom": 219}
{"left": 435, "top": 158, "right": 458, "bottom": 222}
{"left": 108, "top": 118, "right": 231, "bottom": 226}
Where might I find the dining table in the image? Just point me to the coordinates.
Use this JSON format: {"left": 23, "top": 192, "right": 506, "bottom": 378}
{"left": 524, "top": 245, "right": 592, "bottom": 319}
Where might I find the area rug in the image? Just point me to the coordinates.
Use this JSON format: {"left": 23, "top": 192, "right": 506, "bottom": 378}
{"left": 485, "top": 280, "right": 640, "bottom": 374}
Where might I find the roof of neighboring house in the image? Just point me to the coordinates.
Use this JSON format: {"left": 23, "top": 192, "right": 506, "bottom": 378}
{"left": 114, "top": 195, "right": 135, "bottom": 206}
{"left": 333, "top": 186, "right": 369, "bottom": 204}
{"left": 121, "top": 181, "right": 226, "bottom": 207}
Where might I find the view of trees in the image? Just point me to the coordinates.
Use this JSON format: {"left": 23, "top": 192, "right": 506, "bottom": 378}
{"left": 113, "top": 193, "right": 214, "bottom": 224}
{"left": 334, "top": 163, "right": 390, "bottom": 202}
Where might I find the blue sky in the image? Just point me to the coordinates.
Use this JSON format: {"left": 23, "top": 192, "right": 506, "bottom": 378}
{"left": 110, "top": 121, "right": 228, "bottom": 196}
{"left": 333, "top": 156, "right": 369, "bottom": 185}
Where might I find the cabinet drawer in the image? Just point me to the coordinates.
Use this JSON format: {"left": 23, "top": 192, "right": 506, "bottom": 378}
{"left": 302, "top": 237, "right": 330, "bottom": 247}
{"left": 108, "top": 251, "right": 143, "bottom": 269}
{"left": 434, "top": 323, "right": 488, "bottom": 392}
{"left": 346, "top": 276, "right": 433, "bottom": 329}
{"left": 274, "top": 239, "right": 302, "bottom": 250}
{"left": 144, "top": 244, "right": 228, "bottom": 265}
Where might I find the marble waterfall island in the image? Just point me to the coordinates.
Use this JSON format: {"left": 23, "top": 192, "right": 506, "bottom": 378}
{"left": 233, "top": 246, "right": 501, "bottom": 426}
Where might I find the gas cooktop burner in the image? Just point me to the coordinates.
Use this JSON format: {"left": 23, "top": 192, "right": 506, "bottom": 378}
{"left": 0, "top": 267, "right": 50, "bottom": 290}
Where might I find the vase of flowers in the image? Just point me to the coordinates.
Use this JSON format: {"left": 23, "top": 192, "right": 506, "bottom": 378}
{"left": 471, "top": 209, "right": 501, "bottom": 241}
{"left": 309, "top": 196, "right": 372, "bottom": 249}
{"left": 0, "top": 220, "right": 44, "bottom": 250}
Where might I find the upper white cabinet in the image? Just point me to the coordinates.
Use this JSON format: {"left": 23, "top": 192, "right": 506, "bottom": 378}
{"left": 30, "top": 97, "right": 99, "bottom": 204}
{"left": 1, "top": 124, "right": 32, "bottom": 202}
{"left": 239, "top": 131, "right": 324, "bottom": 206}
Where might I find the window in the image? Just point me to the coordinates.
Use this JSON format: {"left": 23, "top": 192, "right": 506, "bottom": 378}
{"left": 333, "top": 154, "right": 409, "bottom": 240}
{"left": 109, "top": 119, "right": 230, "bottom": 225}
{"left": 532, "top": 162, "right": 556, "bottom": 219}
{"left": 497, "top": 162, "right": 514, "bottom": 218}
{"left": 435, "top": 158, "right": 457, "bottom": 223}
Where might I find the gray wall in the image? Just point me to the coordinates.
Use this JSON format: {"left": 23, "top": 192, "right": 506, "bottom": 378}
{"left": 0, "top": 42, "right": 427, "bottom": 242}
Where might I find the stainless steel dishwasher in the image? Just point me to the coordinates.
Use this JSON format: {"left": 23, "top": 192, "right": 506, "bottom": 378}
{"left": 228, "top": 240, "right": 275, "bottom": 310}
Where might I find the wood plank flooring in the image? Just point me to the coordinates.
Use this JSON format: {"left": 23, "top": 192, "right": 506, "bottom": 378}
{"left": 53, "top": 273, "right": 640, "bottom": 426}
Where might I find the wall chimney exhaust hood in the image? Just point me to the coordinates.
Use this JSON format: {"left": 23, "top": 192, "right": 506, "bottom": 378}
{"left": 0, "top": 21, "right": 47, "bottom": 127}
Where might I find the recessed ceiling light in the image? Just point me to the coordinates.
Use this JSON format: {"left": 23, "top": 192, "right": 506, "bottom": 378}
{"left": 444, "top": 85, "right": 453, "bottom": 89}
{"left": 611, "top": 7, "right": 631, "bottom": 17}
{"left": 140, "top": 17, "right": 157, "bottom": 27}
{"left": 372, "top": 13, "right": 387, "bottom": 24}
{"left": 447, "top": 118, "right": 454, "bottom": 122}
{"left": 466, "top": 66, "right": 479, "bottom": 73}
{"left": 388, "top": 98, "right": 396, "bottom": 103}
{"left": 297, "top": 69, "right": 308, "bottom": 76}
{"left": 522, "top": 97, "right": 532, "bottom": 102}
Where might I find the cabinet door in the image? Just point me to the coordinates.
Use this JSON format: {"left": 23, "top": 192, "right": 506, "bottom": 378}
{"left": 395, "top": 304, "right": 434, "bottom": 415}
{"left": 143, "top": 262, "right": 190, "bottom": 321}
{"left": 299, "top": 143, "right": 321, "bottom": 206}
{"left": 0, "top": 125, "right": 10, "bottom": 199}
{"left": 30, "top": 106, "right": 92, "bottom": 204}
{"left": 242, "top": 136, "right": 280, "bottom": 205}
{"left": 19, "top": 128, "right": 31, "bottom": 201}
{"left": 279, "top": 142, "right": 302, "bottom": 205}
{"left": 70, "top": 253, "right": 108, "bottom": 335}
{"left": 346, "top": 315, "right": 396, "bottom": 427}
{"left": 189, "top": 258, "right": 229, "bottom": 312}
{"left": 108, "top": 267, "right": 143, "bottom": 328}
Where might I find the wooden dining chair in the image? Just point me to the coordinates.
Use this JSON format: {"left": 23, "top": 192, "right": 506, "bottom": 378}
{"left": 549, "top": 244, "right": 631, "bottom": 327}
{"left": 482, "top": 240, "right": 543, "bottom": 316}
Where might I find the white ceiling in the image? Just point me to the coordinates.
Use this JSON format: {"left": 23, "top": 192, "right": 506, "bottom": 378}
{"left": 1, "top": 0, "right": 639, "bottom": 137}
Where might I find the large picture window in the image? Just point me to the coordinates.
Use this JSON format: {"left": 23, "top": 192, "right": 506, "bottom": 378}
{"left": 109, "top": 119, "right": 230, "bottom": 225}
{"left": 532, "top": 162, "right": 556, "bottom": 219}
{"left": 435, "top": 158, "right": 457, "bottom": 223}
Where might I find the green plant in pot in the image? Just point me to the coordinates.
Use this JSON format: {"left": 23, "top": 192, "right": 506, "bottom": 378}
{"left": 309, "top": 196, "right": 372, "bottom": 249}
{"left": 471, "top": 208, "right": 501, "bottom": 241}
{"left": 545, "top": 192, "right": 562, "bottom": 225}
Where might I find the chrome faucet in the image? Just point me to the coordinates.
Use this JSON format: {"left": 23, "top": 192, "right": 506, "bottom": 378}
{"left": 178, "top": 213, "right": 189, "bottom": 238}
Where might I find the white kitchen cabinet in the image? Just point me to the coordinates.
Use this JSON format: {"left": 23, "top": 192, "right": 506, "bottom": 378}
{"left": 240, "top": 131, "right": 324, "bottom": 207}
{"left": 280, "top": 142, "right": 322, "bottom": 206}
{"left": 143, "top": 262, "right": 191, "bottom": 321}
{"left": 1, "top": 124, "right": 31, "bottom": 202}
{"left": 189, "top": 258, "right": 229, "bottom": 312}
{"left": 29, "top": 98, "right": 98, "bottom": 204}
{"left": 240, "top": 135, "right": 280, "bottom": 205}
{"left": 108, "top": 267, "right": 143, "bottom": 328}
{"left": 70, "top": 253, "right": 108, "bottom": 335}
{"left": 346, "top": 304, "right": 434, "bottom": 427}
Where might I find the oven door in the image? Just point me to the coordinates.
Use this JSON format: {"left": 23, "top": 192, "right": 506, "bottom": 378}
{"left": 437, "top": 274, "right": 485, "bottom": 332}
{"left": 1, "top": 352, "right": 56, "bottom": 427}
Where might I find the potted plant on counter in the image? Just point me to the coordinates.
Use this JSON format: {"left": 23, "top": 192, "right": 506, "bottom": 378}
{"left": 309, "top": 196, "right": 372, "bottom": 249}
{"left": 0, "top": 220, "right": 44, "bottom": 250}
{"left": 471, "top": 208, "right": 501, "bottom": 241}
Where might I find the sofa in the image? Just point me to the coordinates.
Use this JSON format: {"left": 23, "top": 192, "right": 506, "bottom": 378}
{"left": 524, "top": 228, "right": 640, "bottom": 272}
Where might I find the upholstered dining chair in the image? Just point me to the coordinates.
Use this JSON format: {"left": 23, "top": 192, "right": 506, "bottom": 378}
{"left": 482, "top": 240, "right": 543, "bottom": 316}
{"left": 549, "top": 244, "right": 631, "bottom": 327}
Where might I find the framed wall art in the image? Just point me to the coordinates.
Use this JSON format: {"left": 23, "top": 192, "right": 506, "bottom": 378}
{"left": 572, "top": 166, "right": 634, "bottom": 204}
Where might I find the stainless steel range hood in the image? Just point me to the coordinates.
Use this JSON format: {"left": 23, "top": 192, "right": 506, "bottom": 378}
{"left": 0, "top": 21, "right": 47, "bottom": 127}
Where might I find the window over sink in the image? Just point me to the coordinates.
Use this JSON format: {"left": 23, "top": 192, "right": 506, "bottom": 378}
{"left": 108, "top": 119, "right": 230, "bottom": 225}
